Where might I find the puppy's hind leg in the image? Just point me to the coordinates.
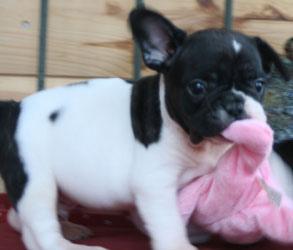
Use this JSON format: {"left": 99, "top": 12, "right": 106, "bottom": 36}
{"left": 7, "top": 208, "right": 41, "bottom": 250}
{"left": 17, "top": 168, "right": 107, "bottom": 250}
{"left": 22, "top": 226, "right": 41, "bottom": 250}
{"left": 7, "top": 208, "right": 40, "bottom": 250}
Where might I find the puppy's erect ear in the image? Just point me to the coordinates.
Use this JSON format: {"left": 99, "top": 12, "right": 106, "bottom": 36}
{"left": 254, "top": 37, "right": 290, "bottom": 81}
{"left": 129, "top": 8, "right": 187, "bottom": 72}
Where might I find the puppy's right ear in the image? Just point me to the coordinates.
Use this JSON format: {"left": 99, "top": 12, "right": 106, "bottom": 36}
{"left": 129, "top": 8, "right": 187, "bottom": 72}
{"left": 254, "top": 37, "right": 290, "bottom": 81}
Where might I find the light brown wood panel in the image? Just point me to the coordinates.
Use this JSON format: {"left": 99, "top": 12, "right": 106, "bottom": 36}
{"left": 0, "top": 0, "right": 39, "bottom": 75}
{"left": 46, "top": 0, "right": 226, "bottom": 78}
{"left": 0, "top": 0, "right": 292, "bottom": 79}
{"left": 147, "top": 0, "right": 225, "bottom": 31}
{"left": 46, "top": 0, "right": 134, "bottom": 78}
{"left": 232, "top": 0, "right": 293, "bottom": 53}
{"left": 232, "top": 0, "right": 293, "bottom": 21}
{"left": 235, "top": 19, "right": 293, "bottom": 55}
{"left": 0, "top": 76, "right": 87, "bottom": 100}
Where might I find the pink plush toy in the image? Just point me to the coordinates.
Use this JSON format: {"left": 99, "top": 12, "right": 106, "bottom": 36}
{"left": 179, "top": 119, "right": 293, "bottom": 244}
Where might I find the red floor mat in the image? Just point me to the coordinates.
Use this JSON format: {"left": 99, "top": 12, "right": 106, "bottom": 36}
{"left": 1, "top": 194, "right": 292, "bottom": 250}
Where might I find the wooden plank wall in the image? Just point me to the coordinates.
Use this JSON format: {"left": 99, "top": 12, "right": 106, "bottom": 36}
{"left": 0, "top": 0, "right": 292, "bottom": 100}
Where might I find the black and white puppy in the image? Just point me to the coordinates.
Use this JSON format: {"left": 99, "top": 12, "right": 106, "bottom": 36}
{"left": 0, "top": 8, "right": 291, "bottom": 250}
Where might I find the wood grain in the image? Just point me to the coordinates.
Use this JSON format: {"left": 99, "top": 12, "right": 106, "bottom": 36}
{"left": 0, "top": 0, "right": 292, "bottom": 80}
{"left": 232, "top": 0, "right": 293, "bottom": 53}
{"left": 46, "top": 0, "right": 133, "bottom": 78}
{"left": 0, "top": 0, "right": 223, "bottom": 77}
{"left": 0, "top": 0, "right": 39, "bottom": 75}
{"left": 0, "top": 76, "right": 87, "bottom": 100}
{"left": 232, "top": 0, "right": 293, "bottom": 21}
{"left": 235, "top": 19, "right": 293, "bottom": 55}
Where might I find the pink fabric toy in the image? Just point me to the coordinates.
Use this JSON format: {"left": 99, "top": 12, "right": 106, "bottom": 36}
{"left": 179, "top": 119, "right": 293, "bottom": 244}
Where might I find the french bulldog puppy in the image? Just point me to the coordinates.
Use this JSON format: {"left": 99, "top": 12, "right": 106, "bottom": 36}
{"left": 0, "top": 8, "right": 290, "bottom": 250}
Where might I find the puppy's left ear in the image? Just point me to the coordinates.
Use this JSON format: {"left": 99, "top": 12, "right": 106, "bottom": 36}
{"left": 254, "top": 37, "right": 290, "bottom": 81}
{"left": 129, "top": 8, "right": 187, "bottom": 72}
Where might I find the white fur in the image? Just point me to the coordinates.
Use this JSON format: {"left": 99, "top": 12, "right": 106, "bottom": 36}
{"left": 13, "top": 77, "right": 232, "bottom": 250}
{"left": 232, "top": 39, "right": 242, "bottom": 53}
{"left": 269, "top": 151, "right": 293, "bottom": 199}
{"left": 232, "top": 88, "right": 267, "bottom": 122}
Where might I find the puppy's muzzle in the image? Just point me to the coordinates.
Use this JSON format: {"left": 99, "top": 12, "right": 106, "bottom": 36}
{"left": 217, "top": 92, "right": 246, "bottom": 121}
{"left": 189, "top": 92, "right": 246, "bottom": 144}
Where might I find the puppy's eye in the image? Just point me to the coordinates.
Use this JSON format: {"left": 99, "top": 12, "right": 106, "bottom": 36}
{"left": 187, "top": 80, "right": 206, "bottom": 96}
{"left": 254, "top": 79, "right": 265, "bottom": 93}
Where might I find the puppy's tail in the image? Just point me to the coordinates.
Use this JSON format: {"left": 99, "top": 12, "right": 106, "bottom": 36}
{"left": 0, "top": 101, "right": 28, "bottom": 208}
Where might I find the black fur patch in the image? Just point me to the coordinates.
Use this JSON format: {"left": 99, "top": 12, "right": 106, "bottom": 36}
{"left": 49, "top": 110, "right": 60, "bottom": 122}
{"left": 0, "top": 101, "right": 27, "bottom": 208}
{"left": 274, "top": 139, "right": 293, "bottom": 168}
{"left": 124, "top": 79, "right": 134, "bottom": 84}
{"left": 131, "top": 75, "right": 162, "bottom": 147}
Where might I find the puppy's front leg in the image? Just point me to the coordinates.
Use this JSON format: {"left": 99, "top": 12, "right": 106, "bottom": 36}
{"left": 134, "top": 183, "right": 198, "bottom": 250}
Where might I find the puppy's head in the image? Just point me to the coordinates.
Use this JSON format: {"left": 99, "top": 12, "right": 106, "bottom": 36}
{"left": 129, "top": 9, "right": 289, "bottom": 144}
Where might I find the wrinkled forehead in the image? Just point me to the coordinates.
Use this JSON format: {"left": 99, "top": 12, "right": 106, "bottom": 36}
{"left": 175, "top": 30, "right": 264, "bottom": 81}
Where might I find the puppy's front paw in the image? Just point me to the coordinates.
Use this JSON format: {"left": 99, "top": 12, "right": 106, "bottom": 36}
{"left": 61, "top": 221, "right": 94, "bottom": 241}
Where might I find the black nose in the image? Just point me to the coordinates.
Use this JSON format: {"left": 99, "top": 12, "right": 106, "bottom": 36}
{"left": 222, "top": 93, "right": 245, "bottom": 119}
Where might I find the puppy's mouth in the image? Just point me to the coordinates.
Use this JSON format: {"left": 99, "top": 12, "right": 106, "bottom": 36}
{"left": 184, "top": 90, "right": 248, "bottom": 144}
{"left": 189, "top": 132, "right": 228, "bottom": 145}
{"left": 188, "top": 108, "right": 248, "bottom": 144}
{"left": 188, "top": 134, "right": 230, "bottom": 150}
{"left": 190, "top": 133, "right": 204, "bottom": 144}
